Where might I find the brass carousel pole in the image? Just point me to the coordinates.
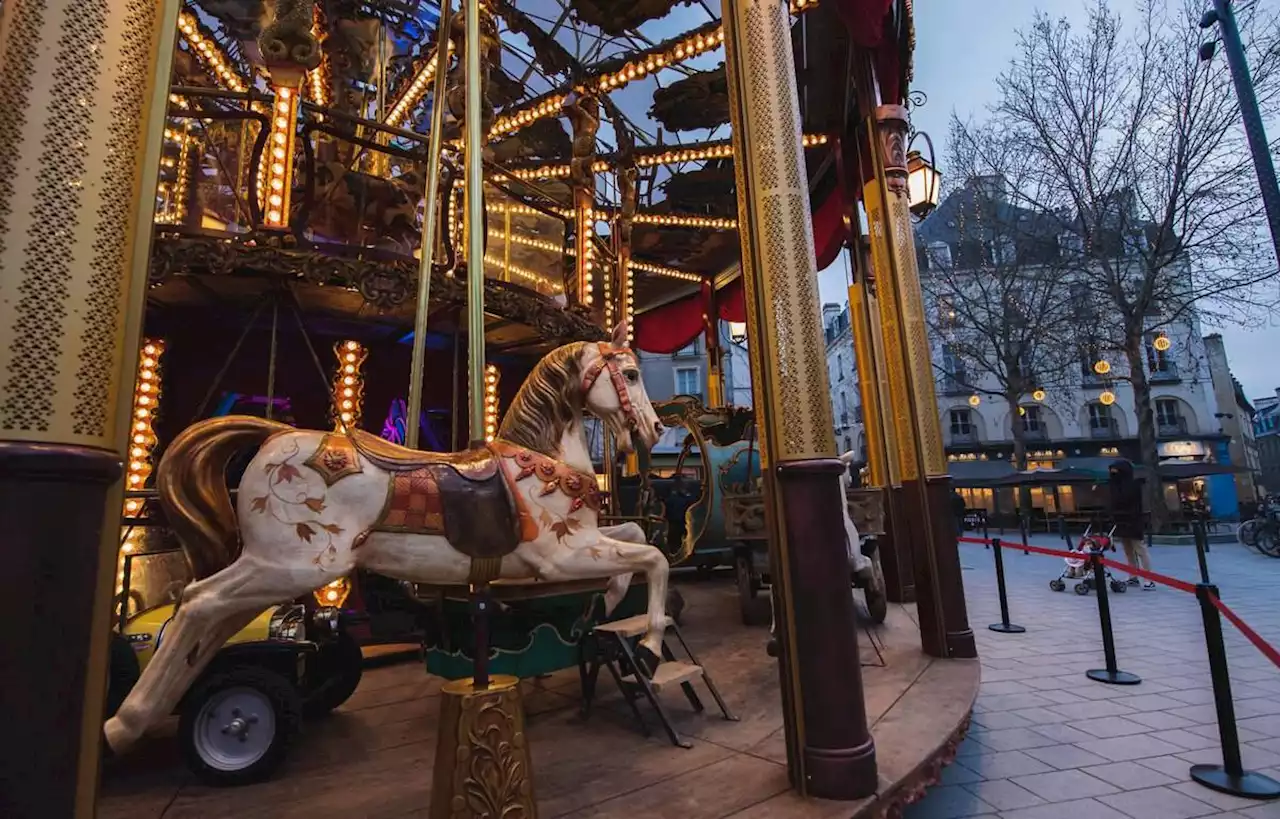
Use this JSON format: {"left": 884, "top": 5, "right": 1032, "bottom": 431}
{"left": 860, "top": 92, "right": 974, "bottom": 659}
{"left": 720, "top": 0, "right": 876, "bottom": 800}
{"left": 0, "top": 0, "right": 181, "bottom": 815}
{"left": 429, "top": 2, "right": 537, "bottom": 816}
{"left": 406, "top": 0, "right": 454, "bottom": 450}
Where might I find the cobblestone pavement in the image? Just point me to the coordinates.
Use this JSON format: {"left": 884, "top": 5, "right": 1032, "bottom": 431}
{"left": 905, "top": 534, "right": 1280, "bottom": 819}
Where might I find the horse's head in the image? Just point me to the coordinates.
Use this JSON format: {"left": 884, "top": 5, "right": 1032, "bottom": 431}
{"left": 580, "top": 322, "right": 661, "bottom": 455}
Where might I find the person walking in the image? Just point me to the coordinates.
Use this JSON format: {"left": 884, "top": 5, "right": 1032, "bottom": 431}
{"left": 952, "top": 488, "right": 968, "bottom": 536}
{"left": 1108, "top": 459, "right": 1155, "bottom": 589}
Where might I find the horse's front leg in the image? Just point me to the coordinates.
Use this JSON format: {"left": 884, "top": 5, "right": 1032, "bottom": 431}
{"left": 541, "top": 535, "right": 669, "bottom": 665}
{"left": 598, "top": 522, "right": 647, "bottom": 614}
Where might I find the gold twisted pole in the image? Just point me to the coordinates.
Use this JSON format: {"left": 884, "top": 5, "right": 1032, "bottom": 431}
{"left": 406, "top": 0, "right": 454, "bottom": 449}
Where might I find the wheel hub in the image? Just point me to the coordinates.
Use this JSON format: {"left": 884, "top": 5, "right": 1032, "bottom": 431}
{"left": 192, "top": 686, "right": 277, "bottom": 771}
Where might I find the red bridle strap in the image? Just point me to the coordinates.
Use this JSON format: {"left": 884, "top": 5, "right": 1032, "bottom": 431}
{"left": 581, "top": 342, "right": 637, "bottom": 429}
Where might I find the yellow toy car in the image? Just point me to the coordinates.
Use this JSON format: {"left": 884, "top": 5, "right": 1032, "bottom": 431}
{"left": 108, "top": 556, "right": 363, "bottom": 786}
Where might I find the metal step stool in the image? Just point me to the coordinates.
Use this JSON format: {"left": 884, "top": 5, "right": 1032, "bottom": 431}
{"left": 579, "top": 613, "right": 737, "bottom": 748}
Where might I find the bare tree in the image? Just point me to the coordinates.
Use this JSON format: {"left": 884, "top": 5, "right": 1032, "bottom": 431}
{"left": 992, "top": 0, "right": 1280, "bottom": 529}
{"left": 922, "top": 118, "right": 1080, "bottom": 506}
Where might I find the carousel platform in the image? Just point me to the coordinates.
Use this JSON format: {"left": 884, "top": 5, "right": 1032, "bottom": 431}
{"left": 98, "top": 579, "right": 978, "bottom": 819}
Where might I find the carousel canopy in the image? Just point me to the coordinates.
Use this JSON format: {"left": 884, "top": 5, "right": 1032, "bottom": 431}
{"left": 156, "top": 0, "right": 913, "bottom": 352}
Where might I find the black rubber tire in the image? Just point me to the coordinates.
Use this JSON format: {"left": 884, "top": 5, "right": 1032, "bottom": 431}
{"left": 1049, "top": 580, "right": 1066, "bottom": 592}
{"left": 1074, "top": 583, "right": 1090, "bottom": 595}
{"left": 179, "top": 667, "right": 302, "bottom": 787}
{"left": 104, "top": 632, "right": 140, "bottom": 720}
{"left": 1111, "top": 581, "right": 1127, "bottom": 593}
{"left": 736, "top": 555, "right": 771, "bottom": 627}
{"left": 303, "top": 630, "right": 364, "bottom": 717}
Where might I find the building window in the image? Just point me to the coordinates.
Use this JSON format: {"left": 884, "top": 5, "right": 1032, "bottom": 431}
{"left": 1088, "top": 402, "right": 1112, "bottom": 429}
{"left": 941, "top": 344, "right": 967, "bottom": 394}
{"left": 1145, "top": 332, "right": 1172, "bottom": 374}
{"left": 675, "top": 367, "right": 701, "bottom": 399}
{"left": 674, "top": 340, "right": 699, "bottom": 358}
{"left": 837, "top": 353, "right": 844, "bottom": 381}
{"left": 949, "top": 409, "right": 973, "bottom": 436}
{"left": 1156, "top": 398, "right": 1180, "bottom": 429}
{"left": 1021, "top": 405, "right": 1042, "bottom": 433}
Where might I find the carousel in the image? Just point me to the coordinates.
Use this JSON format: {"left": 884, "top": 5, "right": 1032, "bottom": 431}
{"left": 0, "top": 0, "right": 979, "bottom": 817}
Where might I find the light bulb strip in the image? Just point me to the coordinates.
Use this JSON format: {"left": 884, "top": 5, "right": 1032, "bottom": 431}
{"left": 263, "top": 85, "right": 301, "bottom": 228}
{"left": 306, "top": 4, "right": 330, "bottom": 110}
{"left": 501, "top": 134, "right": 828, "bottom": 180}
{"left": 485, "top": 201, "right": 736, "bottom": 230}
{"left": 177, "top": 11, "right": 248, "bottom": 93}
{"left": 386, "top": 44, "right": 453, "bottom": 129}
{"left": 629, "top": 259, "right": 702, "bottom": 283}
{"left": 488, "top": 3, "right": 822, "bottom": 142}
{"left": 484, "top": 363, "right": 500, "bottom": 443}
{"left": 332, "top": 340, "right": 368, "bottom": 430}
{"left": 119, "top": 339, "right": 165, "bottom": 594}
{"left": 488, "top": 229, "right": 564, "bottom": 254}
{"left": 482, "top": 253, "right": 564, "bottom": 293}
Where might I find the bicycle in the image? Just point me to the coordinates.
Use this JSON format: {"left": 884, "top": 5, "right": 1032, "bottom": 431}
{"left": 1238, "top": 513, "right": 1280, "bottom": 557}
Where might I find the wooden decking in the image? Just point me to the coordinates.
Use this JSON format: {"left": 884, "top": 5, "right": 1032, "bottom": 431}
{"left": 98, "top": 578, "right": 978, "bottom": 819}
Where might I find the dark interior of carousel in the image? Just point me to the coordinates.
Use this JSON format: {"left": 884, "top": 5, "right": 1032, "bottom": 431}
{"left": 18, "top": 0, "right": 983, "bottom": 816}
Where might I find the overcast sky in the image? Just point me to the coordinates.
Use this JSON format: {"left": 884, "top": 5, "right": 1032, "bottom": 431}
{"left": 816, "top": 0, "right": 1280, "bottom": 402}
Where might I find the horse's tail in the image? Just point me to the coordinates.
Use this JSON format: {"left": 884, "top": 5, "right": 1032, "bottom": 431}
{"left": 156, "top": 415, "right": 293, "bottom": 580}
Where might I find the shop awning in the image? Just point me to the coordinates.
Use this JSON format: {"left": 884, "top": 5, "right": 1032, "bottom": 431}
{"left": 948, "top": 460, "right": 1016, "bottom": 487}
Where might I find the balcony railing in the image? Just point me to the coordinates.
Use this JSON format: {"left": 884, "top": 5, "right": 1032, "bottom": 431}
{"left": 1149, "top": 363, "right": 1180, "bottom": 383}
{"left": 950, "top": 429, "right": 979, "bottom": 444}
{"left": 941, "top": 376, "right": 970, "bottom": 396}
{"left": 1157, "top": 417, "right": 1188, "bottom": 437}
{"left": 1021, "top": 427, "right": 1048, "bottom": 442}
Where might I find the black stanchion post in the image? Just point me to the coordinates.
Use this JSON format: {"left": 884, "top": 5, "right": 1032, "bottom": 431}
{"left": 982, "top": 513, "right": 990, "bottom": 550}
{"left": 1189, "top": 583, "right": 1280, "bottom": 799}
{"left": 1202, "top": 512, "right": 1212, "bottom": 553}
{"left": 1193, "top": 518, "right": 1211, "bottom": 585}
{"left": 988, "top": 538, "right": 1025, "bottom": 634}
{"left": 1085, "top": 549, "right": 1141, "bottom": 686}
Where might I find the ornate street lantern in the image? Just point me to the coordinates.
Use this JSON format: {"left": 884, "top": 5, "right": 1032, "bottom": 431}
{"left": 728, "top": 321, "right": 748, "bottom": 344}
{"left": 907, "top": 132, "right": 942, "bottom": 219}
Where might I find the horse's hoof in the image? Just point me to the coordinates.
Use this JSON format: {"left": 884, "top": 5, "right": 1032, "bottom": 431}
{"left": 633, "top": 645, "right": 660, "bottom": 678}
{"left": 765, "top": 638, "right": 779, "bottom": 658}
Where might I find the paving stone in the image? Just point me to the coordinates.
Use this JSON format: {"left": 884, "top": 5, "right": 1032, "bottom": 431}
{"left": 1047, "top": 700, "right": 1137, "bottom": 720}
{"left": 959, "top": 750, "right": 1055, "bottom": 780}
{"left": 1080, "top": 760, "right": 1179, "bottom": 790}
{"left": 1075, "top": 733, "right": 1189, "bottom": 761}
{"left": 1028, "top": 723, "right": 1098, "bottom": 745}
{"left": 971, "top": 710, "right": 1035, "bottom": 730}
{"left": 1127, "top": 711, "right": 1201, "bottom": 730}
{"left": 901, "top": 784, "right": 995, "bottom": 818}
{"left": 960, "top": 778, "right": 1045, "bottom": 811}
{"left": 1021, "top": 743, "right": 1111, "bottom": 769}
{"left": 937, "top": 761, "right": 983, "bottom": 786}
{"left": 1169, "top": 781, "right": 1280, "bottom": 813}
{"left": 996, "top": 796, "right": 1132, "bottom": 818}
{"left": 966, "top": 727, "right": 1061, "bottom": 752}
{"left": 1096, "top": 785, "right": 1220, "bottom": 818}
{"left": 1149, "top": 728, "right": 1229, "bottom": 751}
{"left": 1010, "top": 769, "right": 1119, "bottom": 802}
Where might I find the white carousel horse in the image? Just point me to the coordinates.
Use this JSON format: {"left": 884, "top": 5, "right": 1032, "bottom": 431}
{"left": 104, "top": 323, "right": 665, "bottom": 754}
{"left": 767, "top": 450, "right": 868, "bottom": 643}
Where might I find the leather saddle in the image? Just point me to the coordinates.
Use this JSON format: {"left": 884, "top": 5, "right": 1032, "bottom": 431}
{"left": 350, "top": 431, "right": 519, "bottom": 561}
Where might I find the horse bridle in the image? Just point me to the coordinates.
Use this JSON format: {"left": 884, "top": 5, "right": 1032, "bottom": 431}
{"left": 581, "top": 342, "right": 638, "bottom": 431}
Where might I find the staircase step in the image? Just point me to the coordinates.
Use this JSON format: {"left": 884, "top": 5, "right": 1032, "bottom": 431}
{"left": 593, "top": 613, "right": 671, "bottom": 638}
{"left": 623, "top": 660, "right": 703, "bottom": 692}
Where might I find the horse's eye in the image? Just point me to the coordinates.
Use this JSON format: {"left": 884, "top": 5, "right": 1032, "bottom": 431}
{"left": 625, "top": 369, "right": 639, "bottom": 384}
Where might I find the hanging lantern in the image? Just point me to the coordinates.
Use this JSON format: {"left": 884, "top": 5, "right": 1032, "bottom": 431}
{"left": 1153, "top": 334, "right": 1172, "bottom": 352}
{"left": 968, "top": 394, "right": 981, "bottom": 407}
{"left": 1032, "top": 389, "right": 1046, "bottom": 402}
{"left": 1093, "top": 360, "right": 1111, "bottom": 375}
{"left": 1099, "top": 390, "right": 1116, "bottom": 406}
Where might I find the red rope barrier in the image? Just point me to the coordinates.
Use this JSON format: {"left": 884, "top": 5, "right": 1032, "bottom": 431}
{"left": 1208, "top": 593, "right": 1280, "bottom": 671}
{"left": 959, "top": 532, "right": 1280, "bottom": 668}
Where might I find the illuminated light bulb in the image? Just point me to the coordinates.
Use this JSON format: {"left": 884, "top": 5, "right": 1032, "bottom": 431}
{"left": 343, "top": 376, "right": 355, "bottom": 386}
{"left": 1093, "top": 360, "right": 1111, "bottom": 375}
{"left": 1099, "top": 390, "right": 1116, "bottom": 406}
{"left": 1032, "top": 389, "right": 1046, "bottom": 402}
{"left": 968, "top": 394, "right": 981, "bottom": 407}
{"left": 326, "top": 589, "right": 339, "bottom": 602}
{"left": 1153, "top": 335, "right": 1171, "bottom": 352}
{"left": 341, "top": 412, "right": 353, "bottom": 422}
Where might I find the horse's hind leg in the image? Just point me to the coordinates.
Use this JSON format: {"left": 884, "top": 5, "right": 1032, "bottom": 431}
{"left": 104, "top": 557, "right": 344, "bottom": 753}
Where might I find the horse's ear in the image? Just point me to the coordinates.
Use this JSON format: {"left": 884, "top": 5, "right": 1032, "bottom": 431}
{"left": 611, "top": 321, "right": 629, "bottom": 348}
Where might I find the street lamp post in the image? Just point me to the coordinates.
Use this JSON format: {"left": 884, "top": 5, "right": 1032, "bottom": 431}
{"left": 1201, "top": 0, "right": 1280, "bottom": 269}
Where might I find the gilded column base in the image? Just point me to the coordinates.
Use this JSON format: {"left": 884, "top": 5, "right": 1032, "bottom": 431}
{"left": 776, "top": 459, "right": 878, "bottom": 800}
{"left": 0, "top": 442, "right": 122, "bottom": 818}
{"left": 430, "top": 675, "right": 538, "bottom": 819}
{"left": 891, "top": 481, "right": 977, "bottom": 660}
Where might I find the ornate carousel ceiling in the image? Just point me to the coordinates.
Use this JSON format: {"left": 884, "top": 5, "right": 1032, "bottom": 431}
{"left": 158, "top": 0, "right": 913, "bottom": 345}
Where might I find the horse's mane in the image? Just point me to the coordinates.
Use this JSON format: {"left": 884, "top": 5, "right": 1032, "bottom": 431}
{"left": 497, "top": 341, "right": 587, "bottom": 456}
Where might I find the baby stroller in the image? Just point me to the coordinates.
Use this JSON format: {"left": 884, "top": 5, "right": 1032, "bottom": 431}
{"left": 1049, "top": 524, "right": 1129, "bottom": 596}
